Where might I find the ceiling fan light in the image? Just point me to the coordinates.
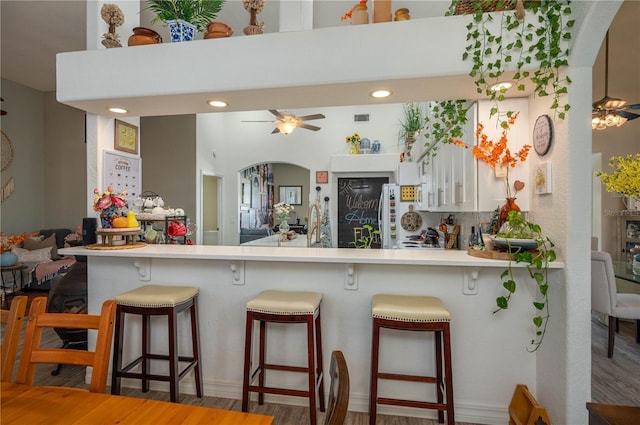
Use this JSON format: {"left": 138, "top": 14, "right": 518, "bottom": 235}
{"left": 604, "top": 98, "right": 626, "bottom": 109}
{"left": 277, "top": 121, "right": 296, "bottom": 135}
{"left": 615, "top": 115, "right": 628, "bottom": 127}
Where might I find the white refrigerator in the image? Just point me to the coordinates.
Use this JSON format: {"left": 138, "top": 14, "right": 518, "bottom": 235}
{"left": 378, "top": 184, "right": 445, "bottom": 249}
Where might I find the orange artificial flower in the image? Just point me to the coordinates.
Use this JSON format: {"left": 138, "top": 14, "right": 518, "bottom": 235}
{"left": 341, "top": 0, "right": 367, "bottom": 21}
{"left": 472, "top": 112, "right": 530, "bottom": 169}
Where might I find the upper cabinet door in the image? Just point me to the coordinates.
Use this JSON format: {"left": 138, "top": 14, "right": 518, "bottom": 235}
{"left": 450, "top": 103, "right": 478, "bottom": 212}
{"left": 476, "top": 98, "right": 530, "bottom": 213}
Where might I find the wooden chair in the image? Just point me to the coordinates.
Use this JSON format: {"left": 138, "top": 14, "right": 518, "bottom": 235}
{"left": 1, "top": 295, "right": 28, "bottom": 382}
{"left": 324, "top": 351, "right": 350, "bottom": 425}
{"left": 591, "top": 251, "right": 640, "bottom": 358}
{"left": 16, "top": 297, "right": 116, "bottom": 393}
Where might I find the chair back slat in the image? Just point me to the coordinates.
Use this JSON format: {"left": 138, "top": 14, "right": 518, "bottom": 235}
{"left": 324, "top": 350, "right": 350, "bottom": 425}
{"left": 1, "top": 296, "right": 28, "bottom": 382}
{"left": 16, "top": 297, "right": 116, "bottom": 393}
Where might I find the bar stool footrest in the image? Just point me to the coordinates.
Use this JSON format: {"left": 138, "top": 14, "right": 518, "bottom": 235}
{"left": 378, "top": 372, "right": 438, "bottom": 384}
{"left": 378, "top": 397, "right": 448, "bottom": 411}
{"left": 249, "top": 385, "right": 311, "bottom": 398}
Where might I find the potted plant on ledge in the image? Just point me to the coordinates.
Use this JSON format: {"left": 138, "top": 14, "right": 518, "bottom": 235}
{"left": 146, "top": 0, "right": 226, "bottom": 42}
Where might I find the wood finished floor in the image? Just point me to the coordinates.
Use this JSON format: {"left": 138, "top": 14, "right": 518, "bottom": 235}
{"left": 3, "top": 311, "right": 639, "bottom": 424}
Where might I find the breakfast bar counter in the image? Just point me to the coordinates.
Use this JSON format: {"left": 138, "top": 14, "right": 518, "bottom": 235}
{"left": 60, "top": 245, "right": 564, "bottom": 424}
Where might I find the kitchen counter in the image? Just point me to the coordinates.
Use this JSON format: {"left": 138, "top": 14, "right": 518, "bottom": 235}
{"left": 240, "top": 234, "right": 309, "bottom": 247}
{"left": 60, "top": 244, "right": 564, "bottom": 268}
{"left": 60, "top": 245, "right": 564, "bottom": 424}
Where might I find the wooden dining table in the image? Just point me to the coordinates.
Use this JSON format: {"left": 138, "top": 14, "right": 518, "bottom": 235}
{"left": 1, "top": 382, "right": 274, "bottom": 425}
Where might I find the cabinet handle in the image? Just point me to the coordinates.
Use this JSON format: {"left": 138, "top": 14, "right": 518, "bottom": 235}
{"left": 437, "top": 189, "right": 443, "bottom": 207}
{"left": 455, "top": 182, "right": 462, "bottom": 204}
{"left": 428, "top": 192, "right": 433, "bottom": 208}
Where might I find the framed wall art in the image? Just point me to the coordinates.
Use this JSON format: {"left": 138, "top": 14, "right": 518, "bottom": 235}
{"left": 316, "top": 170, "right": 328, "bottom": 184}
{"left": 279, "top": 186, "right": 302, "bottom": 205}
{"left": 114, "top": 119, "right": 139, "bottom": 154}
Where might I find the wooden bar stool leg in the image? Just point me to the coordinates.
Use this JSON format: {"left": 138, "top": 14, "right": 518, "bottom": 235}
{"left": 369, "top": 318, "right": 380, "bottom": 425}
{"left": 315, "top": 311, "right": 325, "bottom": 412}
{"left": 142, "top": 314, "right": 151, "bottom": 393}
{"left": 435, "top": 330, "right": 444, "bottom": 424}
{"left": 111, "top": 307, "right": 125, "bottom": 395}
{"left": 443, "top": 324, "right": 455, "bottom": 425}
{"left": 258, "top": 319, "right": 267, "bottom": 405}
{"left": 241, "top": 311, "right": 253, "bottom": 412}
{"left": 190, "top": 300, "right": 203, "bottom": 398}
{"left": 306, "top": 315, "right": 317, "bottom": 425}
{"left": 168, "top": 307, "right": 179, "bottom": 402}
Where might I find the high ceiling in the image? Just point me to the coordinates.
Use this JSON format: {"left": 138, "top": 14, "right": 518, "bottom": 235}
{"left": 1, "top": 1, "right": 638, "bottom": 110}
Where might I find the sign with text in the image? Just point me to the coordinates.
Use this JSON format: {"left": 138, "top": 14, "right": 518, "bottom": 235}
{"left": 337, "top": 177, "right": 388, "bottom": 248}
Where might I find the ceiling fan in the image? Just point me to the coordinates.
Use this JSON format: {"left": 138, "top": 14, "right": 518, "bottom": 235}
{"left": 592, "top": 31, "right": 640, "bottom": 130}
{"left": 242, "top": 109, "right": 326, "bottom": 135}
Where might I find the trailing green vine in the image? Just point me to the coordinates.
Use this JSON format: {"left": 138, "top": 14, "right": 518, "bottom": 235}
{"left": 421, "top": 100, "right": 472, "bottom": 160}
{"left": 448, "top": 0, "right": 575, "bottom": 124}
{"left": 494, "top": 210, "right": 556, "bottom": 352}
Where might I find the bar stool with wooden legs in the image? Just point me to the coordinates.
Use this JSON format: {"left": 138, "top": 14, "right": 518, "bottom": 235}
{"left": 111, "top": 285, "right": 202, "bottom": 403}
{"left": 369, "top": 294, "right": 454, "bottom": 425}
{"left": 241, "top": 290, "right": 325, "bottom": 425}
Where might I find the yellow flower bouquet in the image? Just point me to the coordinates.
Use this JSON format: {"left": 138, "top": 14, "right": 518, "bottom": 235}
{"left": 596, "top": 154, "right": 640, "bottom": 202}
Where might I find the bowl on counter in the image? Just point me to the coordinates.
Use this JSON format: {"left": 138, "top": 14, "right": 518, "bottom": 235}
{"left": 490, "top": 237, "right": 539, "bottom": 252}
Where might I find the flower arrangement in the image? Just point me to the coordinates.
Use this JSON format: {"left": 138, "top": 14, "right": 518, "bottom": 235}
{"left": 595, "top": 153, "right": 640, "bottom": 200}
{"left": 273, "top": 202, "right": 294, "bottom": 222}
{"left": 100, "top": 3, "right": 125, "bottom": 47}
{"left": 93, "top": 186, "right": 128, "bottom": 227}
{"left": 345, "top": 132, "right": 362, "bottom": 154}
{"left": 0, "top": 232, "right": 39, "bottom": 253}
{"left": 341, "top": 0, "right": 367, "bottom": 21}
{"left": 455, "top": 112, "right": 531, "bottom": 199}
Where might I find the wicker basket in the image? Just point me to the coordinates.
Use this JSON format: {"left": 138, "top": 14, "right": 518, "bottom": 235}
{"left": 454, "top": 0, "right": 517, "bottom": 15}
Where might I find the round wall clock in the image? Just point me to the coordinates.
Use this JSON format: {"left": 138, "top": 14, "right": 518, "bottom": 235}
{"left": 533, "top": 114, "right": 553, "bottom": 156}
{"left": 1, "top": 131, "right": 14, "bottom": 171}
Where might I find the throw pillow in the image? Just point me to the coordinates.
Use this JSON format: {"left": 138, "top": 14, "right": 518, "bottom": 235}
{"left": 23, "top": 233, "right": 60, "bottom": 260}
{"left": 12, "top": 246, "right": 52, "bottom": 263}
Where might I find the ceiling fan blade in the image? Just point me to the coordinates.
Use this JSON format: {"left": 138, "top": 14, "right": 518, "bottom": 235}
{"left": 241, "top": 120, "right": 275, "bottom": 122}
{"left": 627, "top": 103, "right": 640, "bottom": 110}
{"left": 296, "top": 113, "right": 325, "bottom": 121}
{"left": 269, "top": 109, "right": 284, "bottom": 119}
{"left": 271, "top": 127, "right": 281, "bottom": 134}
{"left": 298, "top": 123, "right": 321, "bottom": 131}
{"left": 619, "top": 110, "right": 640, "bottom": 121}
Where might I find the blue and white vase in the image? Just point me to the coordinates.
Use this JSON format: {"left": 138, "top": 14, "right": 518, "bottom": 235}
{"left": 167, "top": 20, "right": 197, "bottom": 42}
{"left": 1, "top": 252, "right": 18, "bottom": 267}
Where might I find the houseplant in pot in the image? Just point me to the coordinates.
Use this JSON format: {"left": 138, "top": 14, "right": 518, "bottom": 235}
{"left": 146, "top": 0, "right": 226, "bottom": 42}
{"left": 398, "top": 102, "right": 425, "bottom": 152}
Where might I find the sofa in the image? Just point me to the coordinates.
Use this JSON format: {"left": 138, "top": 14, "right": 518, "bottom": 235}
{"left": 14, "top": 228, "right": 78, "bottom": 291}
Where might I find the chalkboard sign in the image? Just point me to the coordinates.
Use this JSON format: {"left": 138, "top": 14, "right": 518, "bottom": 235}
{"left": 337, "top": 177, "right": 388, "bottom": 248}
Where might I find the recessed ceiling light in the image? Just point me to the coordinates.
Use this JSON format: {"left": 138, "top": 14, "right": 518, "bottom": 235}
{"left": 490, "top": 82, "right": 512, "bottom": 92}
{"left": 370, "top": 90, "right": 392, "bottom": 98}
{"left": 207, "top": 100, "right": 228, "bottom": 108}
{"left": 108, "top": 107, "right": 127, "bottom": 114}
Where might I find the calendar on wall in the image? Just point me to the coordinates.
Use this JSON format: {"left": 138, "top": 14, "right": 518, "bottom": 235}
{"left": 103, "top": 151, "right": 141, "bottom": 208}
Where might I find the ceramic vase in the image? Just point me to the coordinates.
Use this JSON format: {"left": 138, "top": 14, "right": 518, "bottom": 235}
{"left": 100, "top": 207, "right": 118, "bottom": 228}
{"left": 168, "top": 20, "right": 197, "bottom": 42}
{"left": 128, "top": 27, "right": 163, "bottom": 46}
{"left": 351, "top": 6, "right": 369, "bottom": 25}
{"left": 0, "top": 252, "right": 18, "bottom": 267}
{"left": 498, "top": 197, "right": 521, "bottom": 228}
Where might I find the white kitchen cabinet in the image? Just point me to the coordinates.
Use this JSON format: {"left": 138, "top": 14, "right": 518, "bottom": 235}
{"left": 476, "top": 98, "right": 530, "bottom": 212}
{"left": 415, "top": 103, "right": 477, "bottom": 212}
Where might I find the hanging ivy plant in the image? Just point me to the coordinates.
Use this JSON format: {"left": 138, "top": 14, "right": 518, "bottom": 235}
{"left": 421, "top": 100, "right": 472, "bottom": 160}
{"left": 447, "top": 0, "right": 575, "bottom": 124}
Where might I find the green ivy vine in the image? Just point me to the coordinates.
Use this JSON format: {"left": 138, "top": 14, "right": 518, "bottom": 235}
{"left": 448, "top": 0, "right": 575, "bottom": 124}
{"left": 494, "top": 210, "right": 556, "bottom": 352}
{"left": 421, "top": 100, "right": 472, "bottom": 160}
